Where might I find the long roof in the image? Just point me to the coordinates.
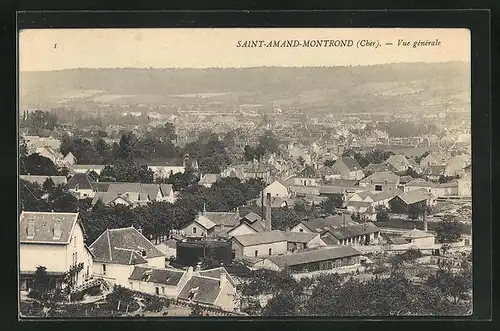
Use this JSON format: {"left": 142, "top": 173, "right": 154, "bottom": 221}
{"left": 198, "top": 173, "right": 220, "bottom": 185}
{"left": 327, "top": 222, "right": 380, "bottom": 240}
{"left": 177, "top": 275, "right": 221, "bottom": 305}
{"left": 339, "top": 157, "right": 362, "bottom": 171}
{"left": 267, "top": 246, "right": 362, "bottom": 268}
{"left": 402, "top": 228, "right": 435, "bottom": 239}
{"left": 360, "top": 171, "right": 400, "bottom": 184}
{"left": 283, "top": 232, "right": 319, "bottom": 244}
{"left": 300, "top": 214, "right": 358, "bottom": 233}
{"left": 89, "top": 226, "right": 165, "bottom": 265}
{"left": 232, "top": 230, "right": 286, "bottom": 246}
{"left": 394, "top": 189, "right": 432, "bottom": 205}
{"left": 201, "top": 211, "right": 240, "bottom": 227}
{"left": 20, "top": 211, "right": 79, "bottom": 245}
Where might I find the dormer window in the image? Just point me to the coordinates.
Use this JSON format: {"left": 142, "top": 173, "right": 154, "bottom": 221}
{"left": 26, "top": 218, "right": 35, "bottom": 238}
{"left": 141, "top": 250, "right": 147, "bottom": 257}
{"left": 53, "top": 220, "right": 62, "bottom": 240}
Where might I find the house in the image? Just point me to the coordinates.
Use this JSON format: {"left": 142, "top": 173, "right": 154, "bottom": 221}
{"left": 363, "top": 162, "right": 395, "bottom": 175}
{"left": 182, "top": 208, "right": 241, "bottom": 238}
{"left": 198, "top": 174, "right": 220, "bottom": 188}
{"left": 329, "top": 157, "right": 364, "bottom": 180}
{"left": 318, "top": 179, "right": 360, "bottom": 201}
{"left": 283, "top": 231, "right": 327, "bottom": 252}
{"left": 316, "top": 165, "right": 342, "bottom": 181}
{"left": 458, "top": 173, "right": 472, "bottom": 197}
{"left": 66, "top": 173, "right": 96, "bottom": 199}
{"left": 231, "top": 230, "right": 288, "bottom": 259}
{"left": 401, "top": 228, "right": 436, "bottom": 249}
{"left": 358, "top": 171, "right": 400, "bottom": 192}
{"left": 444, "top": 155, "right": 471, "bottom": 177}
{"left": 385, "top": 154, "right": 413, "bottom": 172}
{"left": 177, "top": 267, "right": 239, "bottom": 312}
{"left": 128, "top": 266, "right": 188, "bottom": 297}
{"left": 291, "top": 214, "right": 381, "bottom": 246}
{"left": 419, "top": 153, "right": 448, "bottom": 171}
{"left": 388, "top": 189, "right": 434, "bottom": 214}
{"left": 424, "top": 165, "right": 446, "bottom": 181}
{"left": 60, "top": 152, "right": 77, "bottom": 167}
{"left": 262, "top": 180, "right": 289, "bottom": 199}
{"left": 227, "top": 212, "right": 266, "bottom": 237}
{"left": 71, "top": 164, "right": 106, "bottom": 175}
{"left": 19, "top": 211, "right": 94, "bottom": 291}
{"left": 155, "top": 239, "right": 177, "bottom": 260}
{"left": 33, "top": 146, "right": 63, "bottom": 165}
{"left": 20, "top": 175, "right": 68, "bottom": 187}
{"left": 91, "top": 182, "right": 176, "bottom": 207}
{"left": 344, "top": 201, "right": 376, "bottom": 220}
{"left": 138, "top": 156, "right": 199, "bottom": 180}
{"left": 256, "top": 246, "right": 363, "bottom": 273}
{"left": 89, "top": 226, "right": 166, "bottom": 287}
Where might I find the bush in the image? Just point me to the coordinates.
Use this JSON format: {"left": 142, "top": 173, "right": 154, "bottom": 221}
{"left": 70, "top": 291, "right": 85, "bottom": 302}
{"left": 85, "top": 286, "right": 103, "bottom": 297}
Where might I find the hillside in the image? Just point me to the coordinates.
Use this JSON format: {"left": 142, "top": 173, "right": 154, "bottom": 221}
{"left": 19, "top": 62, "right": 470, "bottom": 110}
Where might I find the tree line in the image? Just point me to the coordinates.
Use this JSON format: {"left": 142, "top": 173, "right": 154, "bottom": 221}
{"left": 20, "top": 175, "right": 265, "bottom": 245}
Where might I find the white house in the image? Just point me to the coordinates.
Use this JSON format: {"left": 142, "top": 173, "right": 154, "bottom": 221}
{"left": 181, "top": 209, "right": 241, "bottom": 238}
{"left": 262, "top": 180, "right": 289, "bottom": 199}
{"left": 231, "top": 230, "right": 288, "bottom": 259}
{"left": 20, "top": 175, "right": 68, "bottom": 187}
{"left": 19, "top": 211, "right": 94, "bottom": 291}
{"left": 198, "top": 174, "right": 220, "bottom": 188}
{"left": 66, "top": 173, "right": 96, "bottom": 199}
{"left": 401, "top": 228, "right": 436, "bottom": 249}
{"left": 91, "top": 182, "right": 176, "bottom": 207}
{"left": 59, "top": 152, "right": 77, "bottom": 167}
{"left": 89, "top": 227, "right": 166, "bottom": 287}
{"left": 71, "top": 164, "right": 106, "bottom": 175}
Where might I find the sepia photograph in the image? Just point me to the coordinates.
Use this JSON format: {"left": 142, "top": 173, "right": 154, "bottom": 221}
{"left": 18, "top": 26, "right": 473, "bottom": 318}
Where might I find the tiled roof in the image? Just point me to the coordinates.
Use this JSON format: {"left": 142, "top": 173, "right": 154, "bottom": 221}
{"left": 360, "top": 171, "right": 400, "bottom": 184}
{"left": 197, "top": 267, "right": 236, "bottom": 287}
{"left": 241, "top": 212, "right": 262, "bottom": 224}
{"left": 129, "top": 266, "right": 184, "bottom": 285}
{"left": 328, "top": 222, "right": 380, "bottom": 240}
{"left": 193, "top": 215, "right": 217, "bottom": 230}
{"left": 177, "top": 275, "right": 221, "bottom": 305}
{"left": 232, "top": 230, "right": 286, "bottom": 246}
{"left": 90, "top": 182, "right": 112, "bottom": 192}
{"left": 406, "top": 179, "right": 436, "bottom": 188}
{"left": 385, "top": 154, "right": 410, "bottom": 168}
{"left": 370, "top": 190, "right": 400, "bottom": 202}
{"left": 198, "top": 174, "right": 220, "bottom": 185}
{"left": 340, "top": 157, "right": 362, "bottom": 171}
{"left": 91, "top": 192, "right": 135, "bottom": 206}
{"left": 363, "top": 163, "right": 394, "bottom": 173}
{"left": 394, "top": 189, "right": 432, "bottom": 205}
{"left": 201, "top": 211, "right": 240, "bottom": 227}
{"left": 283, "top": 232, "right": 319, "bottom": 244}
{"left": 20, "top": 211, "right": 79, "bottom": 245}
{"left": 107, "top": 183, "right": 161, "bottom": 200}
{"left": 267, "top": 246, "right": 362, "bottom": 268}
{"left": 20, "top": 175, "right": 67, "bottom": 186}
{"left": 345, "top": 200, "right": 373, "bottom": 209}
{"left": 66, "top": 173, "right": 94, "bottom": 190}
{"left": 300, "top": 214, "right": 358, "bottom": 233}
{"left": 71, "top": 164, "right": 106, "bottom": 170}
{"left": 89, "top": 226, "right": 165, "bottom": 265}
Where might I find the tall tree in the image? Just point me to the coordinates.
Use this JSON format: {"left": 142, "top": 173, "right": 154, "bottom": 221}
{"left": 24, "top": 154, "right": 59, "bottom": 176}
{"left": 435, "top": 217, "right": 462, "bottom": 243}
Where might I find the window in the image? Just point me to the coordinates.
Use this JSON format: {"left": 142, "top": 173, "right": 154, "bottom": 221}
{"left": 268, "top": 248, "right": 272, "bottom": 256}
{"left": 26, "top": 218, "right": 35, "bottom": 238}
{"left": 162, "top": 287, "right": 165, "bottom": 295}
{"left": 375, "top": 185, "right": 382, "bottom": 191}
{"left": 155, "top": 287, "right": 160, "bottom": 295}
{"left": 231, "top": 250, "right": 236, "bottom": 259}
{"left": 141, "top": 250, "right": 147, "bottom": 257}
{"left": 193, "top": 227, "right": 197, "bottom": 234}
{"left": 299, "top": 228, "right": 304, "bottom": 233}
{"left": 102, "top": 264, "right": 107, "bottom": 275}
{"left": 254, "top": 250, "right": 258, "bottom": 257}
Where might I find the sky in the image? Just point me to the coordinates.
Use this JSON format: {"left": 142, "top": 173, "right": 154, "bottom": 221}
{"left": 19, "top": 28, "right": 470, "bottom": 72}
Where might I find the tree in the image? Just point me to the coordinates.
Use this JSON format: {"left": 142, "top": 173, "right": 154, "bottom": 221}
{"left": 24, "top": 154, "right": 59, "bottom": 176}
{"left": 244, "top": 145, "right": 256, "bottom": 161}
{"left": 64, "top": 262, "right": 84, "bottom": 300}
{"left": 25, "top": 110, "right": 58, "bottom": 135}
{"left": 19, "top": 136, "right": 29, "bottom": 174}
{"left": 319, "top": 196, "right": 337, "bottom": 215}
{"left": 107, "top": 285, "right": 134, "bottom": 312}
{"left": 99, "top": 161, "right": 155, "bottom": 183}
{"left": 33, "top": 266, "right": 51, "bottom": 300}
{"left": 426, "top": 267, "right": 472, "bottom": 304}
{"left": 364, "top": 149, "right": 394, "bottom": 165}
{"left": 435, "top": 217, "right": 462, "bottom": 243}
{"left": 258, "top": 130, "right": 280, "bottom": 154}
{"left": 262, "top": 291, "right": 298, "bottom": 316}
{"left": 376, "top": 205, "right": 390, "bottom": 222}
{"left": 117, "top": 131, "right": 136, "bottom": 161}
{"left": 200, "top": 256, "right": 221, "bottom": 270}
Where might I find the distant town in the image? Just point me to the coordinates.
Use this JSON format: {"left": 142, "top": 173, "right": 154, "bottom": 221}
{"left": 19, "top": 64, "right": 472, "bottom": 317}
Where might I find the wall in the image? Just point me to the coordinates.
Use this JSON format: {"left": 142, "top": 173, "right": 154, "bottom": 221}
{"left": 412, "top": 236, "right": 436, "bottom": 249}
{"left": 215, "top": 280, "right": 239, "bottom": 312}
{"left": 252, "top": 259, "right": 281, "bottom": 271}
{"left": 227, "top": 223, "right": 257, "bottom": 237}
{"left": 264, "top": 182, "right": 289, "bottom": 198}
{"left": 147, "top": 256, "right": 166, "bottom": 269}
{"left": 182, "top": 221, "right": 209, "bottom": 237}
{"left": 231, "top": 240, "right": 244, "bottom": 260}
{"left": 290, "top": 223, "right": 313, "bottom": 234}
{"left": 242, "top": 241, "right": 288, "bottom": 258}
{"left": 306, "top": 235, "right": 327, "bottom": 248}
{"left": 149, "top": 166, "right": 185, "bottom": 179}
{"left": 70, "top": 188, "right": 96, "bottom": 199}
{"left": 65, "top": 224, "right": 93, "bottom": 286}
{"left": 129, "top": 279, "right": 180, "bottom": 298}
{"left": 20, "top": 243, "right": 67, "bottom": 273}
{"left": 92, "top": 262, "right": 139, "bottom": 287}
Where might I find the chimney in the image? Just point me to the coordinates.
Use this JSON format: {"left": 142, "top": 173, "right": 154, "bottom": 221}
{"left": 266, "top": 193, "right": 272, "bottom": 231}
{"left": 219, "top": 271, "right": 227, "bottom": 289}
{"left": 137, "top": 227, "right": 143, "bottom": 234}
{"left": 423, "top": 208, "right": 428, "bottom": 232}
